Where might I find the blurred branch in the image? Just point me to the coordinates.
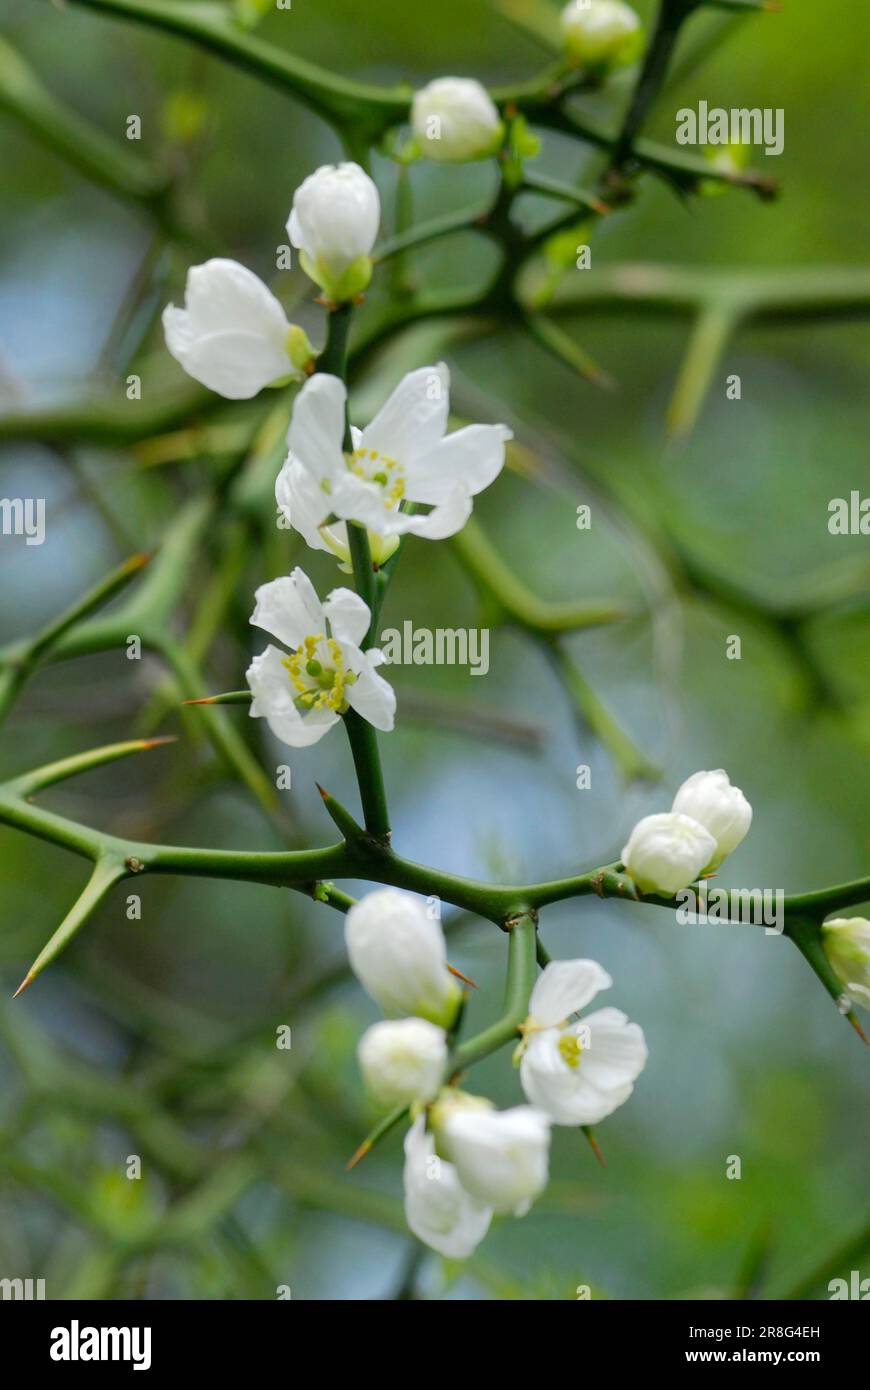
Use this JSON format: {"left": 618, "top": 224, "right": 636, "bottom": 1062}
{"left": 0, "top": 33, "right": 166, "bottom": 204}
{"left": 542, "top": 261, "right": 870, "bottom": 438}
{"left": 0, "top": 552, "right": 150, "bottom": 727}
{"left": 450, "top": 516, "right": 655, "bottom": 780}
{"left": 451, "top": 516, "right": 631, "bottom": 634}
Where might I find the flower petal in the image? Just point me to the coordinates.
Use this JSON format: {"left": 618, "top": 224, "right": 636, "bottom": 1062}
{"left": 250, "top": 569, "right": 324, "bottom": 650}
{"left": 287, "top": 373, "right": 348, "bottom": 485}
{"left": 276, "top": 456, "right": 351, "bottom": 563}
{"left": 520, "top": 1027, "right": 628, "bottom": 1126}
{"left": 182, "top": 259, "right": 289, "bottom": 336}
{"left": 528, "top": 959, "right": 612, "bottom": 1028}
{"left": 579, "top": 1007, "right": 648, "bottom": 1093}
{"left": 169, "top": 328, "right": 291, "bottom": 399}
{"left": 360, "top": 364, "right": 450, "bottom": 462}
{"left": 342, "top": 642, "right": 397, "bottom": 731}
{"left": 329, "top": 473, "right": 473, "bottom": 540}
{"left": 246, "top": 646, "right": 339, "bottom": 748}
{"left": 322, "top": 587, "right": 371, "bottom": 647}
{"left": 405, "top": 423, "right": 512, "bottom": 503}
{"left": 403, "top": 1117, "right": 492, "bottom": 1260}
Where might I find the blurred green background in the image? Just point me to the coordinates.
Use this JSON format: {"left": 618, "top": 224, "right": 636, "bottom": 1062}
{"left": 0, "top": 0, "right": 867, "bottom": 1299}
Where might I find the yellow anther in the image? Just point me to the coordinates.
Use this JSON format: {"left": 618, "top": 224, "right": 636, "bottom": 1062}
{"left": 558, "top": 1033, "right": 583, "bottom": 1070}
{"left": 347, "top": 446, "right": 406, "bottom": 509}
{"left": 281, "top": 632, "right": 354, "bottom": 714}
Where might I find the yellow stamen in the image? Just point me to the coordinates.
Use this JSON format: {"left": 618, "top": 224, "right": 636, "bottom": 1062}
{"left": 558, "top": 1033, "right": 583, "bottom": 1070}
{"left": 281, "top": 634, "right": 356, "bottom": 714}
{"left": 348, "top": 446, "right": 406, "bottom": 509}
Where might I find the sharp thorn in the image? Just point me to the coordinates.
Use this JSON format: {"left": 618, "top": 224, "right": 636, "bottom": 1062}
{"left": 124, "top": 552, "right": 152, "bottom": 574}
{"left": 583, "top": 1127, "right": 606, "bottom": 1167}
{"left": 447, "top": 963, "right": 478, "bottom": 989}
{"left": 345, "top": 1139, "right": 371, "bottom": 1172}
{"left": 12, "top": 973, "right": 34, "bottom": 1000}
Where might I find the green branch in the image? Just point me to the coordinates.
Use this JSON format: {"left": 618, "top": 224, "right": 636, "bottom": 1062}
{"left": 448, "top": 911, "right": 538, "bottom": 1075}
{"left": 0, "top": 34, "right": 166, "bottom": 203}
{"left": 63, "top": 0, "right": 409, "bottom": 134}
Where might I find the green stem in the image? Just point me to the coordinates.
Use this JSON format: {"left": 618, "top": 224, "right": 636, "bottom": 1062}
{"left": 342, "top": 711, "right": 391, "bottom": 841}
{"left": 611, "top": 0, "right": 699, "bottom": 168}
{"left": 319, "top": 303, "right": 390, "bottom": 840}
{"left": 449, "top": 912, "right": 538, "bottom": 1075}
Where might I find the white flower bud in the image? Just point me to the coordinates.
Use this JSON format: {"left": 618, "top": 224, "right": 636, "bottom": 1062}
{"left": 344, "top": 888, "right": 461, "bottom": 1028}
{"left": 162, "top": 259, "right": 312, "bottom": 399}
{"left": 671, "top": 768, "right": 752, "bottom": 870}
{"left": 431, "top": 1095, "right": 551, "bottom": 1216}
{"left": 412, "top": 77, "right": 503, "bottom": 163}
{"left": 822, "top": 918, "right": 870, "bottom": 1010}
{"left": 622, "top": 812, "right": 717, "bottom": 896}
{"left": 403, "top": 1117, "right": 492, "bottom": 1259}
{"left": 287, "top": 162, "right": 380, "bottom": 301}
{"left": 357, "top": 1018, "right": 448, "bottom": 1107}
{"left": 560, "top": 0, "right": 643, "bottom": 67}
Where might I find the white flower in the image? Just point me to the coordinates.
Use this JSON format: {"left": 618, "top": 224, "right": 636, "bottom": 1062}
{"left": 357, "top": 1018, "right": 448, "bottom": 1108}
{"left": 433, "top": 1096, "right": 551, "bottom": 1215}
{"left": 344, "top": 888, "right": 462, "bottom": 1028}
{"left": 671, "top": 769, "right": 752, "bottom": 871}
{"left": 275, "top": 364, "right": 511, "bottom": 546}
{"left": 822, "top": 918, "right": 870, "bottom": 1010}
{"left": 246, "top": 568, "right": 395, "bottom": 748}
{"left": 287, "top": 162, "right": 380, "bottom": 301}
{"left": 162, "top": 259, "right": 313, "bottom": 399}
{"left": 560, "top": 0, "right": 643, "bottom": 67}
{"left": 403, "top": 1117, "right": 492, "bottom": 1259}
{"left": 622, "top": 812, "right": 716, "bottom": 896}
{"left": 412, "top": 77, "right": 503, "bottom": 163}
{"left": 276, "top": 456, "right": 400, "bottom": 571}
{"left": 519, "top": 959, "right": 647, "bottom": 1126}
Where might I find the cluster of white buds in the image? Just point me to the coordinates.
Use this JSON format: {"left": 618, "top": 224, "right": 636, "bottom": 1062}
{"left": 622, "top": 769, "right": 752, "bottom": 896}
{"left": 161, "top": 161, "right": 512, "bottom": 748}
{"left": 344, "top": 888, "right": 646, "bottom": 1258}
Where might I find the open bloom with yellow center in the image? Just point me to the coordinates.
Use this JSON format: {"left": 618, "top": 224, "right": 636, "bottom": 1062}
{"left": 275, "top": 364, "right": 511, "bottom": 549}
{"left": 163, "top": 259, "right": 314, "bottom": 399}
{"left": 246, "top": 568, "right": 395, "bottom": 748}
{"left": 518, "top": 959, "right": 648, "bottom": 1126}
